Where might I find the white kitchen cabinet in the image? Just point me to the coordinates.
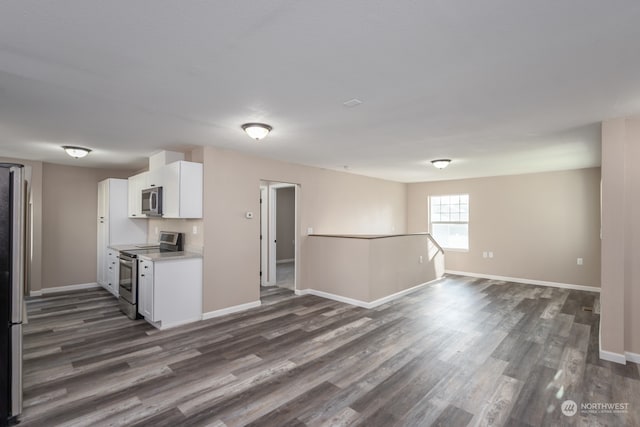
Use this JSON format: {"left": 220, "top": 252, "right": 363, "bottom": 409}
{"left": 127, "top": 160, "right": 203, "bottom": 219}
{"left": 137, "top": 256, "right": 202, "bottom": 329}
{"left": 127, "top": 173, "right": 147, "bottom": 218}
{"left": 97, "top": 178, "right": 148, "bottom": 293}
{"left": 106, "top": 249, "right": 119, "bottom": 297}
{"left": 138, "top": 258, "right": 154, "bottom": 319}
{"left": 162, "top": 161, "right": 203, "bottom": 218}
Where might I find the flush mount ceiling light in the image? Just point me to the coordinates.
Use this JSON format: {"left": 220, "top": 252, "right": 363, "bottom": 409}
{"left": 62, "top": 145, "right": 92, "bottom": 159}
{"left": 241, "top": 123, "right": 272, "bottom": 141}
{"left": 431, "top": 159, "right": 451, "bottom": 169}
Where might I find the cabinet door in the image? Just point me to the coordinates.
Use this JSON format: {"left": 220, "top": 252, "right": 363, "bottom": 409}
{"left": 97, "top": 180, "right": 108, "bottom": 220}
{"left": 97, "top": 229, "right": 108, "bottom": 286}
{"left": 128, "top": 173, "right": 147, "bottom": 218}
{"left": 162, "top": 161, "right": 203, "bottom": 219}
{"left": 138, "top": 259, "right": 154, "bottom": 320}
{"left": 106, "top": 250, "right": 119, "bottom": 297}
{"left": 161, "top": 162, "right": 180, "bottom": 218}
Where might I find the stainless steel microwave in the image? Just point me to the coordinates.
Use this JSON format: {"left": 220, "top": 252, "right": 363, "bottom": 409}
{"left": 141, "top": 187, "right": 163, "bottom": 216}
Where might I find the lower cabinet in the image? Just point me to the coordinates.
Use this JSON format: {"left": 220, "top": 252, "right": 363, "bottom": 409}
{"left": 105, "top": 249, "right": 119, "bottom": 297}
{"left": 137, "top": 256, "right": 202, "bottom": 329}
{"left": 138, "top": 258, "right": 154, "bottom": 319}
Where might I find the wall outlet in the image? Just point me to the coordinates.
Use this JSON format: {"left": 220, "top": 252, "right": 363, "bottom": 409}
{"left": 307, "top": 227, "right": 314, "bottom": 235}
{"left": 577, "top": 258, "right": 583, "bottom": 265}
{"left": 154, "top": 226, "right": 159, "bottom": 235}
{"left": 483, "top": 251, "right": 488, "bottom": 258}
{"left": 192, "top": 225, "right": 198, "bottom": 235}
{"left": 488, "top": 251, "right": 494, "bottom": 259}
{"left": 419, "top": 255, "right": 424, "bottom": 264}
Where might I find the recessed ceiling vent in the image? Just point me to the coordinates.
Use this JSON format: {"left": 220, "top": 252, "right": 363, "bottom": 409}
{"left": 343, "top": 98, "right": 363, "bottom": 108}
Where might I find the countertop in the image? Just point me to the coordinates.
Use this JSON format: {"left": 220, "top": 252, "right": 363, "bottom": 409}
{"left": 109, "top": 243, "right": 160, "bottom": 251}
{"left": 138, "top": 251, "right": 202, "bottom": 262}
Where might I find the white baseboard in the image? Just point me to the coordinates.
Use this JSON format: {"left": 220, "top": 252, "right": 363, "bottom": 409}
{"left": 202, "top": 300, "right": 261, "bottom": 320}
{"left": 625, "top": 351, "right": 640, "bottom": 364}
{"left": 599, "top": 348, "right": 627, "bottom": 364}
{"left": 276, "top": 258, "right": 294, "bottom": 264}
{"left": 31, "top": 282, "right": 100, "bottom": 296}
{"left": 445, "top": 270, "right": 600, "bottom": 293}
{"left": 156, "top": 317, "right": 202, "bottom": 330}
{"left": 295, "top": 277, "right": 444, "bottom": 309}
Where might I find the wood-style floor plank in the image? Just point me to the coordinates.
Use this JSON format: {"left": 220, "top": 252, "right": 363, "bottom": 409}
{"left": 19, "top": 277, "right": 639, "bottom": 426}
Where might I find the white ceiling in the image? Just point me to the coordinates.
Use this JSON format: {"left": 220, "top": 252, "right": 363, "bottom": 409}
{"left": 1, "top": 1, "right": 638, "bottom": 182}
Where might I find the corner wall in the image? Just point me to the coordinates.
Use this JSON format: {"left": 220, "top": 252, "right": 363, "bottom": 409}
{"left": 407, "top": 168, "right": 601, "bottom": 288}
{"left": 41, "top": 163, "right": 135, "bottom": 289}
{"left": 601, "top": 117, "right": 640, "bottom": 359}
{"left": 201, "top": 147, "right": 407, "bottom": 312}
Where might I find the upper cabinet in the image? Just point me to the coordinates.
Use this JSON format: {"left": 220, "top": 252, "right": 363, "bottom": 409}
{"left": 162, "top": 161, "right": 203, "bottom": 218}
{"left": 127, "top": 172, "right": 147, "bottom": 218}
{"left": 127, "top": 160, "right": 203, "bottom": 219}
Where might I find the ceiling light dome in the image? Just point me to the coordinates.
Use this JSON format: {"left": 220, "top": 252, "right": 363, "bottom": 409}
{"left": 431, "top": 159, "right": 451, "bottom": 169}
{"left": 242, "top": 123, "right": 272, "bottom": 141}
{"left": 62, "top": 146, "right": 92, "bottom": 159}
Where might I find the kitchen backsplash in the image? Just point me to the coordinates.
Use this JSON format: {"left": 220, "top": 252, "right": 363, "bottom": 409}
{"left": 147, "top": 218, "right": 204, "bottom": 253}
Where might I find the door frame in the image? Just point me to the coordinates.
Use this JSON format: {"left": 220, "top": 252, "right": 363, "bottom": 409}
{"left": 260, "top": 182, "right": 298, "bottom": 288}
{"left": 260, "top": 185, "right": 269, "bottom": 286}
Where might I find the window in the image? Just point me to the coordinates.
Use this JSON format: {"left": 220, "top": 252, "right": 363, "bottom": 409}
{"left": 429, "top": 194, "right": 469, "bottom": 250}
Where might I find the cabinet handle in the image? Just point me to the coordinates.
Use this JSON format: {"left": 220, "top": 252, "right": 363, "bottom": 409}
{"left": 141, "top": 274, "right": 145, "bottom": 277}
{"left": 144, "top": 266, "right": 148, "bottom": 269}
{"left": 132, "top": 214, "right": 137, "bottom": 217}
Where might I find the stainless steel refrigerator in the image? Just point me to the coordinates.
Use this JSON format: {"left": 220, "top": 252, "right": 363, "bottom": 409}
{"left": 0, "top": 164, "right": 24, "bottom": 426}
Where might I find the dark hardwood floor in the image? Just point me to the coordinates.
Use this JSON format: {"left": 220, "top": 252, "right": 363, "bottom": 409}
{"left": 20, "top": 275, "right": 639, "bottom": 426}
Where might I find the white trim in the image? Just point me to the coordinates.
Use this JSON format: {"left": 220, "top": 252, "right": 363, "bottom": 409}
{"left": 268, "top": 186, "right": 277, "bottom": 285}
{"left": 32, "top": 282, "right": 100, "bottom": 296}
{"left": 276, "top": 258, "right": 294, "bottom": 264}
{"left": 202, "top": 300, "right": 262, "bottom": 320}
{"left": 625, "top": 351, "right": 640, "bottom": 364}
{"left": 599, "top": 348, "right": 627, "bottom": 364}
{"left": 444, "top": 270, "right": 600, "bottom": 293}
{"left": 295, "top": 277, "right": 443, "bottom": 309}
{"left": 155, "top": 317, "right": 202, "bottom": 330}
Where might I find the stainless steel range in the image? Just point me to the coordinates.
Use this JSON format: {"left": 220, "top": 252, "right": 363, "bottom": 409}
{"left": 118, "top": 231, "right": 184, "bottom": 319}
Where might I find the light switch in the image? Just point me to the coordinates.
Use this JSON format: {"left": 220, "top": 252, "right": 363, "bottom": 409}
{"left": 192, "top": 225, "right": 198, "bottom": 234}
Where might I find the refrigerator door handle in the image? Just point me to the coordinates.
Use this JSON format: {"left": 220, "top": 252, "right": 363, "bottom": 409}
{"left": 10, "top": 166, "right": 24, "bottom": 324}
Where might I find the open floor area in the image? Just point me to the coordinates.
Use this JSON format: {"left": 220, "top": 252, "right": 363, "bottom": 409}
{"left": 20, "top": 275, "right": 639, "bottom": 426}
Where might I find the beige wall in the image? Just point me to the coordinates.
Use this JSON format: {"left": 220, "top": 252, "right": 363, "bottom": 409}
{"left": 201, "top": 146, "right": 407, "bottom": 312}
{"left": 407, "top": 168, "right": 601, "bottom": 288}
{"left": 41, "top": 163, "right": 134, "bottom": 289}
{"left": 276, "top": 187, "right": 295, "bottom": 261}
{"left": 601, "top": 117, "right": 640, "bottom": 357}
{"left": 0, "top": 157, "right": 43, "bottom": 293}
{"left": 304, "top": 234, "right": 443, "bottom": 303}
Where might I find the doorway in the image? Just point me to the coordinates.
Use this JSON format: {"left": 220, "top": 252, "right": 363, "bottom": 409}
{"left": 259, "top": 181, "right": 298, "bottom": 292}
